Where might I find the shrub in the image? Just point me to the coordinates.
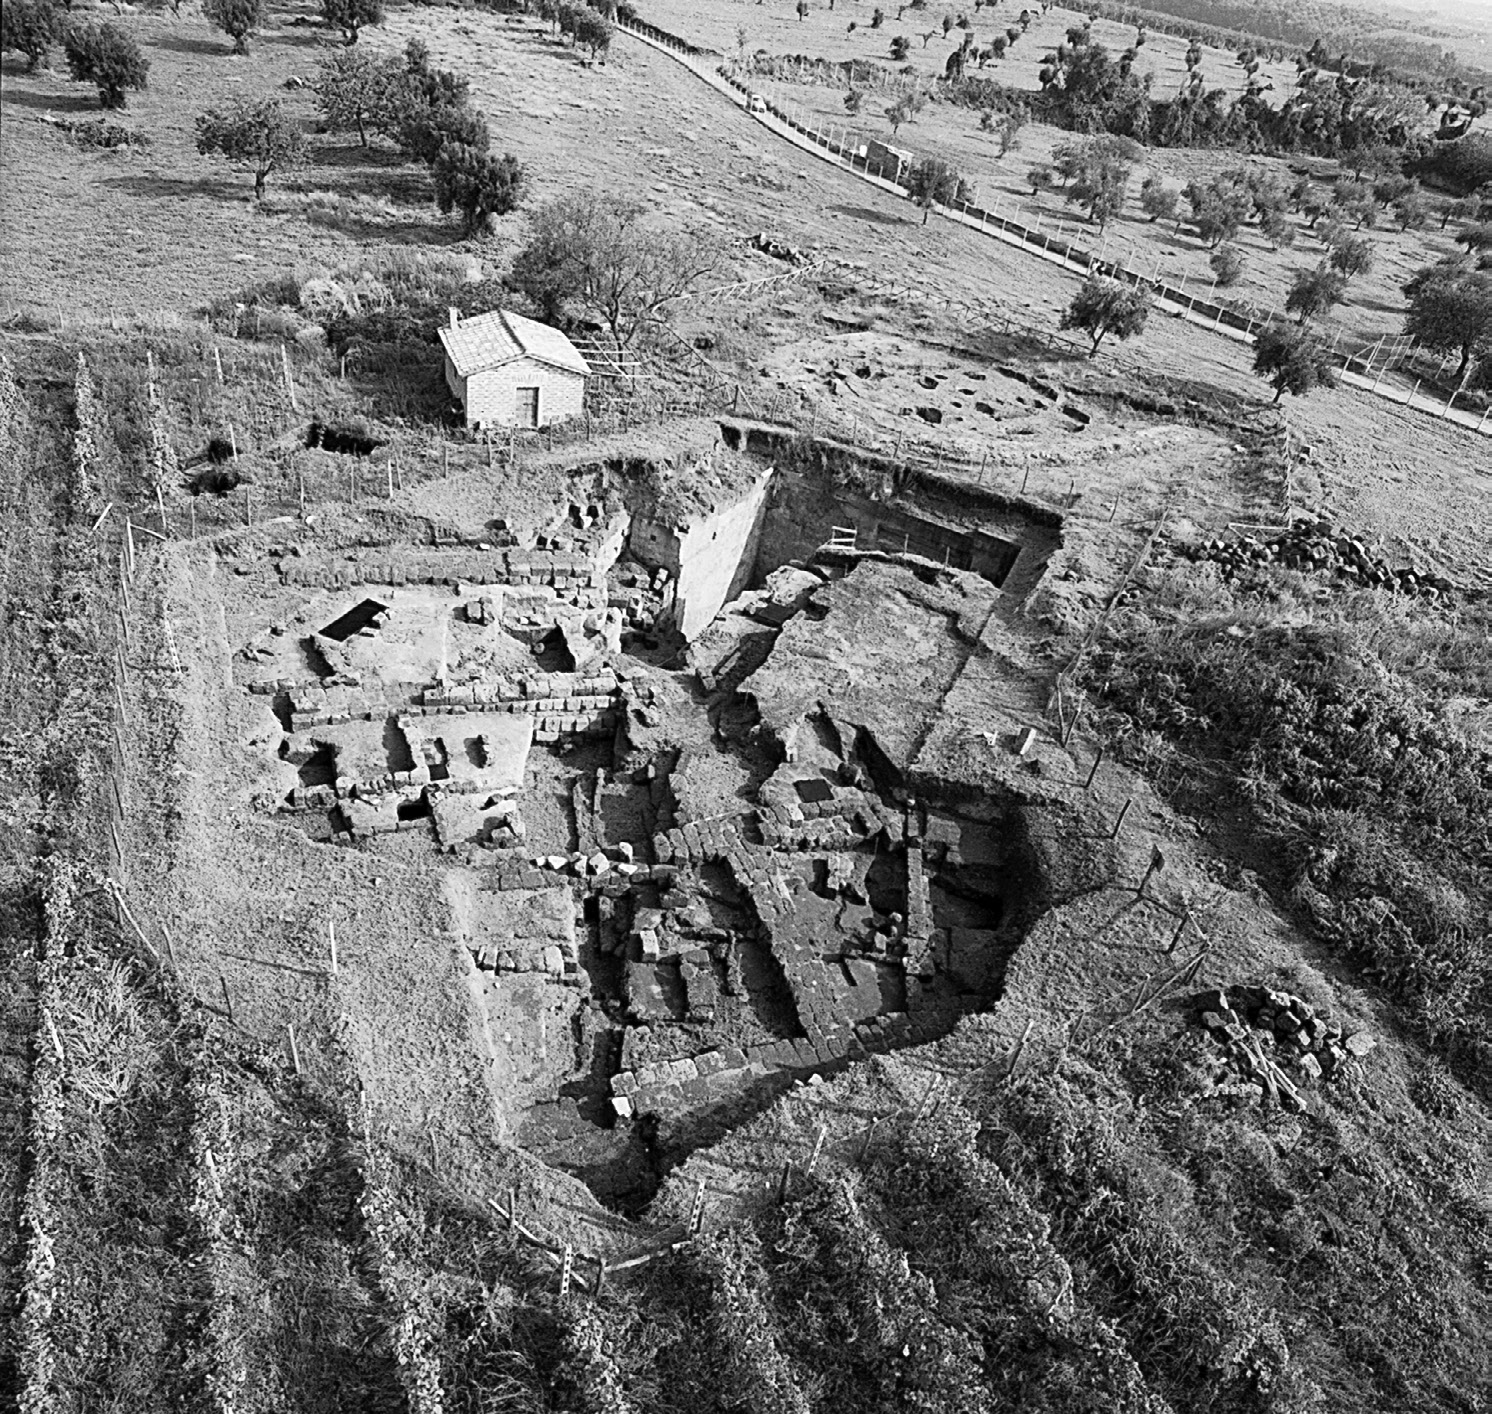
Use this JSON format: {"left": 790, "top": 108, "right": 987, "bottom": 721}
{"left": 432, "top": 145, "right": 526, "bottom": 236}
{"left": 322, "top": 0, "right": 383, "bottom": 44}
{"left": 1209, "top": 243, "right": 1243, "bottom": 287}
{"left": 1, "top": 0, "right": 61, "bottom": 72}
{"left": 1410, "top": 1060, "right": 1462, "bottom": 1119}
{"left": 381, "top": 41, "right": 488, "bottom": 163}
{"left": 63, "top": 21, "right": 148, "bottom": 109}
{"left": 201, "top": 0, "right": 264, "bottom": 55}
{"left": 890, "top": 33, "right": 909, "bottom": 59}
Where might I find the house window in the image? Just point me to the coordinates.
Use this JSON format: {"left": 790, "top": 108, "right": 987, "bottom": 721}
{"left": 515, "top": 386, "right": 540, "bottom": 428}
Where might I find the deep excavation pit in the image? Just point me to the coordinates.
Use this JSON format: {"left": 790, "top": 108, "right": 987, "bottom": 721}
{"left": 238, "top": 428, "right": 1066, "bottom": 1209}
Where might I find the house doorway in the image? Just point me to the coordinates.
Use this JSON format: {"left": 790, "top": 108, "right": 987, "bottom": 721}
{"left": 515, "top": 386, "right": 540, "bottom": 428}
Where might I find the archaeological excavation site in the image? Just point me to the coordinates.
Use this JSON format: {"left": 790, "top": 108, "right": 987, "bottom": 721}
{"left": 10, "top": 0, "right": 1492, "bottom": 1395}
{"left": 189, "top": 414, "right": 1092, "bottom": 1211}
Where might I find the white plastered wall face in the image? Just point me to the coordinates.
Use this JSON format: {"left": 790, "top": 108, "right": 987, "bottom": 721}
{"left": 462, "top": 360, "right": 586, "bottom": 429}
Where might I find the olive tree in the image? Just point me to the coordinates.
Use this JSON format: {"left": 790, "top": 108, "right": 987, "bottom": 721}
{"left": 1253, "top": 323, "right": 1335, "bottom": 402}
{"left": 63, "top": 21, "right": 148, "bottom": 108}
{"left": 510, "top": 193, "right": 722, "bottom": 349}
{"left": 1404, "top": 258, "right": 1492, "bottom": 385}
{"left": 1139, "top": 177, "right": 1178, "bottom": 224}
{"left": 322, "top": 0, "right": 384, "bottom": 44}
{"left": 2, "top": 0, "right": 61, "bottom": 72}
{"left": 905, "top": 157, "right": 963, "bottom": 223}
{"left": 202, "top": 0, "right": 265, "bottom": 55}
{"left": 1060, "top": 276, "right": 1150, "bottom": 356}
{"left": 314, "top": 46, "right": 399, "bottom": 147}
{"left": 196, "top": 98, "right": 307, "bottom": 199}
{"left": 1285, "top": 265, "right": 1346, "bottom": 323}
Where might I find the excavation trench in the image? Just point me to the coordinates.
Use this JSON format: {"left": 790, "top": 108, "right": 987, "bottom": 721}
{"left": 247, "top": 432, "right": 1068, "bottom": 1212}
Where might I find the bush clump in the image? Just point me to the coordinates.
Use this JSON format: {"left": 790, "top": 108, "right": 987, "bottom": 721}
{"left": 63, "top": 21, "right": 148, "bottom": 109}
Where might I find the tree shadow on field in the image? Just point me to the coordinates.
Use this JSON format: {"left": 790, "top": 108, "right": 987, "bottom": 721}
{"left": 1354, "top": 294, "right": 1407, "bottom": 316}
{"left": 101, "top": 171, "right": 251, "bottom": 203}
{"left": 259, "top": 20, "right": 338, "bottom": 51}
{"left": 500, "top": 25, "right": 598, "bottom": 66}
{"left": 150, "top": 30, "right": 235, "bottom": 57}
{"left": 829, "top": 205, "right": 914, "bottom": 227}
{"left": 1, "top": 84, "right": 101, "bottom": 115}
{"left": 301, "top": 162, "right": 431, "bottom": 208}
{"left": 307, "top": 142, "right": 411, "bottom": 171}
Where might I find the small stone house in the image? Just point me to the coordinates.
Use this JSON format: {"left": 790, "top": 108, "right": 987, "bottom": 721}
{"left": 438, "top": 308, "right": 591, "bottom": 430}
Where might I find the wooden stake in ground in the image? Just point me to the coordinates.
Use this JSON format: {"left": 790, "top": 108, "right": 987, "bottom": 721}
{"left": 287, "top": 1023, "right": 302, "bottom": 1074}
{"left": 1137, "top": 844, "right": 1166, "bottom": 899}
{"left": 213, "top": 345, "right": 224, "bottom": 385}
{"left": 806, "top": 1122, "right": 828, "bottom": 1175}
{"left": 281, "top": 342, "right": 299, "bottom": 411}
{"left": 689, "top": 1180, "right": 707, "bottom": 1234}
{"left": 328, "top": 917, "right": 339, "bottom": 976}
{"left": 219, "top": 974, "right": 234, "bottom": 1024}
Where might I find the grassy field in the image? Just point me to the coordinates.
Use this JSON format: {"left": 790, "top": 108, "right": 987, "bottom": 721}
{"left": 645, "top": 0, "right": 1305, "bottom": 105}
{"left": 739, "top": 70, "right": 1475, "bottom": 352}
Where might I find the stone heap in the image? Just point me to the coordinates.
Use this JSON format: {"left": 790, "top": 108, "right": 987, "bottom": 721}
{"left": 1197, "top": 984, "right": 1374, "bottom": 1105}
{"left": 607, "top": 563, "right": 672, "bottom": 638}
{"left": 1180, "top": 519, "right": 1464, "bottom": 600}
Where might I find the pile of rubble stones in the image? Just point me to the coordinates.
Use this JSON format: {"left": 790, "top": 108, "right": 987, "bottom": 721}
{"left": 1180, "top": 518, "right": 1464, "bottom": 601}
{"left": 1195, "top": 984, "right": 1375, "bottom": 1104}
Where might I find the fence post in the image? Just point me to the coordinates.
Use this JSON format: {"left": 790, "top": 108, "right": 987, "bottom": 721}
{"left": 806, "top": 1123, "right": 827, "bottom": 1175}
{"left": 281, "top": 343, "right": 299, "bottom": 412}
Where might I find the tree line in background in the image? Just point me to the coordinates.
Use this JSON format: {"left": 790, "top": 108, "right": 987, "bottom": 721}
{"left": 1008, "top": 128, "right": 1492, "bottom": 399}
{"left": 1074, "top": 0, "right": 1491, "bottom": 95}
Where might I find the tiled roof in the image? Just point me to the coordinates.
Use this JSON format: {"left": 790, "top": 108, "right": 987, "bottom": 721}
{"left": 438, "top": 309, "right": 591, "bottom": 378}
